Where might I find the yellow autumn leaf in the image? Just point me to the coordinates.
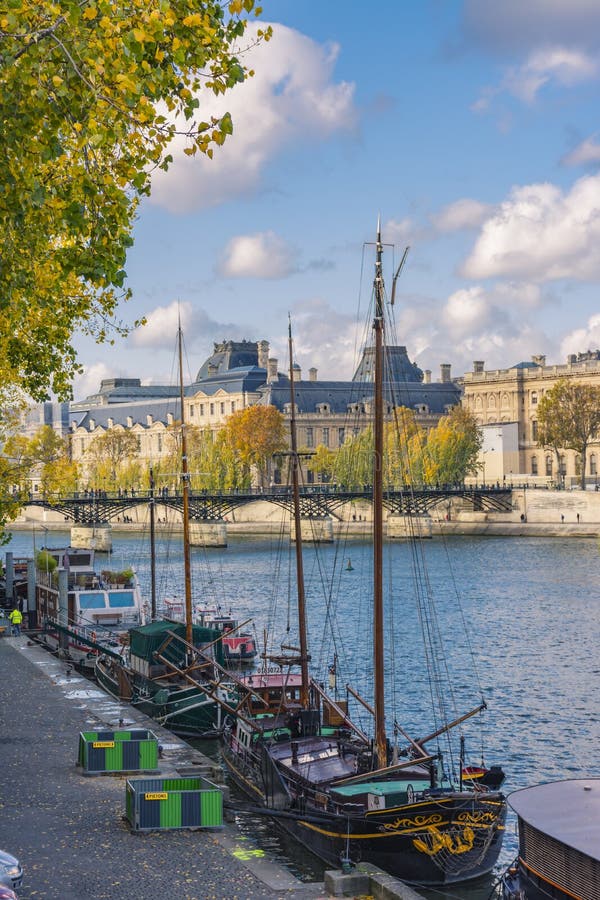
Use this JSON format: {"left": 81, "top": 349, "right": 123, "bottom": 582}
{"left": 183, "top": 13, "right": 202, "bottom": 27}
{"left": 82, "top": 6, "right": 98, "bottom": 20}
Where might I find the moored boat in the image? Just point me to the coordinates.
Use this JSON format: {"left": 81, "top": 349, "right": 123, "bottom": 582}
{"left": 222, "top": 226, "right": 507, "bottom": 887}
{"left": 34, "top": 546, "right": 145, "bottom": 670}
{"left": 502, "top": 778, "right": 600, "bottom": 900}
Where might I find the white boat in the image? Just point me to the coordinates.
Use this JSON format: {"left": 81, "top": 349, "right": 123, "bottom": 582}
{"left": 34, "top": 546, "right": 146, "bottom": 670}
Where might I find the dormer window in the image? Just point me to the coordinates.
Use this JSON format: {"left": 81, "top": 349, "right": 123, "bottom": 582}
{"left": 317, "top": 403, "right": 330, "bottom": 414}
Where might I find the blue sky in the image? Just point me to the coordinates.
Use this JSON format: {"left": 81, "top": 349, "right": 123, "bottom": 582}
{"left": 73, "top": 0, "right": 600, "bottom": 398}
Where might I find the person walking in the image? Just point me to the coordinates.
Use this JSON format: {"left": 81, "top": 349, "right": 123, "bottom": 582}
{"left": 8, "top": 607, "right": 23, "bottom": 636}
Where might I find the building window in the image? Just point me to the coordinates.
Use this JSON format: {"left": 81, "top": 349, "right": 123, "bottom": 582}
{"left": 322, "top": 427, "right": 329, "bottom": 447}
{"left": 531, "top": 456, "right": 538, "bottom": 475}
{"left": 210, "top": 403, "right": 214, "bottom": 416}
{"left": 136, "top": 436, "right": 141, "bottom": 452}
{"left": 200, "top": 404, "right": 204, "bottom": 416}
{"left": 80, "top": 439, "right": 85, "bottom": 454}
{"left": 546, "top": 455, "right": 553, "bottom": 476}
{"left": 559, "top": 455, "right": 566, "bottom": 476}
{"left": 157, "top": 435, "right": 162, "bottom": 452}
{"left": 575, "top": 455, "right": 582, "bottom": 476}
{"left": 220, "top": 402, "right": 225, "bottom": 415}
{"left": 531, "top": 392, "right": 538, "bottom": 405}
{"left": 338, "top": 428, "right": 345, "bottom": 446}
{"left": 532, "top": 420, "right": 538, "bottom": 441}
{"left": 231, "top": 401, "right": 236, "bottom": 413}
{"left": 475, "top": 396, "right": 483, "bottom": 410}
{"left": 190, "top": 405, "right": 194, "bottom": 417}
{"left": 488, "top": 395, "right": 496, "bottom": 409}
{"left": 306, "top": 469, "right": 314, "bottom": 484}
{"left": 591, "top": 454, "right": 597, "bottom": 476}
{"left": 305, "top": 427, "right": 314, "bottom": 448}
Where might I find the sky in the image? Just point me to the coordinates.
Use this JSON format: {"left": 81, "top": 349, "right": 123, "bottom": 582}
{"left": 72, "top": 0, "right": 600, "bottom": 399}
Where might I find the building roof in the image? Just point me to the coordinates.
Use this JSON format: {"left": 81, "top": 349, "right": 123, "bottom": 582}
{"left": 71, "top": 377, "right": 179, "bottom": 410}
{"left": 187, "top": 365, "right": 268, "bottom": 397}
{"left": 73, "top": 399, "right": 181, "bottom": 430}
{"left": 195, "top": 340, "right": 264, "bottom": 382}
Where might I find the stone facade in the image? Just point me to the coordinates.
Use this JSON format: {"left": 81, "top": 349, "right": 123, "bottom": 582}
{"left": 65, "top": 338, "right": 460, "bottom": 488}
{"left": 461, "top": 351, "right": 600, "bottom": 484}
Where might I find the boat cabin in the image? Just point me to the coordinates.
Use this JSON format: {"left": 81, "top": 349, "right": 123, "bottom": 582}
{"left": 240, "top": 672, "right": 304, "bottom": 715}
{"left": 504, "top": 778, "right": 600, "bottom": 900}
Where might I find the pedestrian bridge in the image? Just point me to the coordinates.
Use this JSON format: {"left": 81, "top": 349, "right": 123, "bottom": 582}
{"left": 24, "top": 485, "right": 513, "bottom": 525}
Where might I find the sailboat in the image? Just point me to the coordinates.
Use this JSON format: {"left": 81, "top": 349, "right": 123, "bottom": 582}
{"left": 94, "top": 325, "right": 250, "bottom": 737}
{"left": 222, "top": 224, "right": 507, "bottom": 886}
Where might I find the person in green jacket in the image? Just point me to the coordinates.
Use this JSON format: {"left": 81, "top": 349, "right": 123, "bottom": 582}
{"left": 8, "top": 607, "right": 23, "bottom": 636}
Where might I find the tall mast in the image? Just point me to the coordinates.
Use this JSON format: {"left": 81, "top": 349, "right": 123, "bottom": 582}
{"left": 373, "top": 218, "right": 387, "bottom": 770}
{"left": 288, "top": 320, "right": 310, "bottom": 707}
{"left": 149, "top": 466, "right": 156, "bottom": 620}
{"left": 178, "top": 322, "right": 193, "bottom": 646}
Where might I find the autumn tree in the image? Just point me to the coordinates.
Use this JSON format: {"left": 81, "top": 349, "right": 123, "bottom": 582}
{"left": 2, "top": 1, "right": 269, "bottom": 400}
{"left": 307, "top": 444, "right": 337, "bottom": 484}
{"left": 222, "top": 405, "right": 287, "bottom": 488}
{"left": 537, "top": 379, "right": 600, "bottom": 489}
{"left": 420, "top": 405, "right": 482, "bottom": 485}
{"left": 85, "top": 428, "right": 140, "bottom": 489}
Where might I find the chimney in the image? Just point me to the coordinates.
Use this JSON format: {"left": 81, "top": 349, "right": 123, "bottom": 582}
{"left": 258, "top": 340, "right": 269, "bottom": 368}
{"left": 440, "top": 363, "right": 451, "bottom": 383}
{"left": 146, "top": 414, "right": 153, "bottom": 426}
{"left": 107, "top": 417, "right": 114, "bottom": 428}
{"left": 89, "top": 418, "right": 95, "bottom": 430}
{"left": 423, "top": 369, "right": 431, "bottom": 384}
{"left": 309, "top": 367, "right": 318, "bottom": 382}
{"left": 473, "top": 361, "right": 484, "bottom": 374}
{"left": 293, "top": 362, "right": 301, "bottom": 382}
{"left": 531, "top": 354, "right": 546, "bottom": 367}
{"left": 267, "top": 358, "right": 278, "bottom": 384}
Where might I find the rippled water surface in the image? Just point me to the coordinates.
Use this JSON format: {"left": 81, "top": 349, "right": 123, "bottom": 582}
{"left": 7, "top": 527, "right": 600, "bottom": 897}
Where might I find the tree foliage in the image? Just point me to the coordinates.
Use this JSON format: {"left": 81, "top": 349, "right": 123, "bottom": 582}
{"left": 85, "top": 428, "right": 139, "bottom": 488}
{"left": 222, "top": 405, "right": 287, "bottom": 487}
{"left": 420, "top": 405, "right": 482, "bottom": 485}
{"left": 537, "top": 379, "right": 600, "bottom": 489}
{"left": 1, "top": 1, "right": 269, "bottom": 400}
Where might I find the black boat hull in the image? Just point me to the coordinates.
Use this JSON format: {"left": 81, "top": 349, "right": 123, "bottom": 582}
{"left": 223, "top": 746, "right": 506, "bottom": 886}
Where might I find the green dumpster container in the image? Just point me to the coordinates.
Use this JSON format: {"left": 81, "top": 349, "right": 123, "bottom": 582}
{"left": 78, "top": 729, "right": 159, "bottom": 775}
{"left": 125, "top": 776, "right": 223, "bottom": 831}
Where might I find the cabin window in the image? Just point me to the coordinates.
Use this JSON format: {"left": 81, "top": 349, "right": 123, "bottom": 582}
{"left": 108, "top": 591, "right": 136, "bottom": 608}
{"left": 79, "top": 592, "right": 108, "bottom": 610}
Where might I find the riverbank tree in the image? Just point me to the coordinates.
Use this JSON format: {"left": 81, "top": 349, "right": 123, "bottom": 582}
{"left": 537, "top": 379, "right": 600, "bottom": 489}
{"left": 1, "top": 1, "right": 269, "bottom": 401}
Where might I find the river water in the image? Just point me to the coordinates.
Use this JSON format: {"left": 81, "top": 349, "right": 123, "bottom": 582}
{"left": 6, "top": 526, "right": 600, "bottom": 898}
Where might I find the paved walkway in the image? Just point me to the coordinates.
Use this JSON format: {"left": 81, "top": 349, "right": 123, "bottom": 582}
{"left": 0, "top": 637, "right": 328, "bottom": 900}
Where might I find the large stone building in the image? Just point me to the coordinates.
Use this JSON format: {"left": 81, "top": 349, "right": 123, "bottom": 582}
{"left": 461, "top": 351, "right": 600, "bottom": 485}
{"left": 67, "top": 338, "right": 461, "bottom": 486}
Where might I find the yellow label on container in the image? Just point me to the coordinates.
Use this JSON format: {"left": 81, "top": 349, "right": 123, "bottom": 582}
{"left": 92, "top": 741, "right": 115, "bottom": 748}
{"left": 144, "top": 792, "right": 168, "bottom": 801}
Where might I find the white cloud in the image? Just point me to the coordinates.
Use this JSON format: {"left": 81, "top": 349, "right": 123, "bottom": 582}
{"left": 131, "top": 301, "right": 193, "bottom": 348}
{"left": 281, "top": 298, "right": 360, "bottom": 380}
{"left": 462, "top": 174, "right": 600, "bottom": 281}
{"left": 218, "top": 231, "right": 298, "bottom": 279}
{"left": 563, "top": 135, "right": 600, "bottom": 167}
{"left": 149, "top": 22, "right": 357, "bottom": 213}
{"left": 432, "top": 199, "right": 493, "bottom": 232}
{"left": 72, "top": 362, "right": 114, "bottom": 400}
{"left": 442, "top": 287, "right": 493, "bottom": 338}
{"left": 561, "top": 313, "right": 600, "bottom": 357}
{"left": 473, "top": 45, "right": 597, "bottom": 110}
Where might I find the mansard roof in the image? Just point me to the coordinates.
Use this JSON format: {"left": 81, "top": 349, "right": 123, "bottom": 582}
{"left": 71, "top": 377, "right": 179, "bottom": 410}
{"left": 195, "top": 340, "right": 263, "bottom": 382}
{"left": 72, "top": 399, "right": 181, "bottom": 430}
{"left": 352, "top": 345, "right": 424, "bottom": 383}
{"left": 187, "top": 365, "right": 268, "bottom": 397}
{"left": 260, "top": 376, "right": 459, "bottom": 415}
